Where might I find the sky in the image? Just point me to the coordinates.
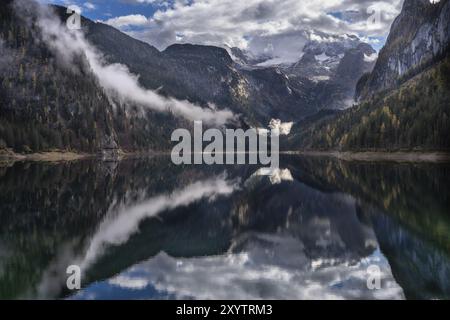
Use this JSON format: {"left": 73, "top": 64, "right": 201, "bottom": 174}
{"left": 38, "top": 0, "right": 406, "bottom": 62}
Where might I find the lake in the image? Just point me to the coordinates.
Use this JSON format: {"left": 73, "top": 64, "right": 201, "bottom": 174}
{"left": 0, "top": 155, "right": 449, "bottom": 300}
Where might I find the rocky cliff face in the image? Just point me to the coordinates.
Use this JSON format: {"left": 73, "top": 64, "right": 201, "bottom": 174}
{"left": 287, "top": 0, "right": 450, "bottom": 152}
{"left": 357, "top": 0, "right": 450, "bottom": 100}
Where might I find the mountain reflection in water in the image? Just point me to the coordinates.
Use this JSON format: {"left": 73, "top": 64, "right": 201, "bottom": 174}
{"left": 0, "top": 156, "right": 449, "bottom": 300}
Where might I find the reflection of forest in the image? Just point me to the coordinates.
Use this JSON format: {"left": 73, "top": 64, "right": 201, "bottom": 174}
{"left": 282, "top": 156, "right": 450, "bottom": 253}
{"left": 0, "top": 156, "right": 449, "bottom": 299}
{"left": 0, "top": 159, "right": 252, "bottom": 299}
{"left": 282, "top": 156, "right": 450, "bottom": 299}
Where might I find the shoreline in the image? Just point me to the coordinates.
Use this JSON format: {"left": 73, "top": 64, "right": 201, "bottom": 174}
{"left": 0, "top": 150, "right": 93, "bottom": 163}
{"left": 287, "top": 151, "right": 450, "bottom": 162}
{"left": 1, "top": 149, "right": 450, "bottom": 164}
{"left": 0, "top": 149, "right": 172, "bottom": 164}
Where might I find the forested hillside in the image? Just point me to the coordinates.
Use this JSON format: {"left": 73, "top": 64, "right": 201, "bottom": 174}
{"left": 0, "top": 1, "right": 186, "bottom": 154}
{"left": 288, "top": 55, "right": 450, "bottom": 151}
{"left": 287, "top": 0, "right": 450, "bottom": 152}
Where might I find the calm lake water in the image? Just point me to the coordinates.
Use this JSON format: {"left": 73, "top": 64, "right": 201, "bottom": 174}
{"left": 0, "top": 155, "right": 449, "bottom": 300}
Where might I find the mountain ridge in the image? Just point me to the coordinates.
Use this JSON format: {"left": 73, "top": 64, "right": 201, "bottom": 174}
{"left": 288, "top": 0, "right": 450, "bottom": 152}
{"left": 356, "top": 0, "right": 450, "bottom": 100}
{"left": 1, "top": 0, "right": 448, "bottom": 155}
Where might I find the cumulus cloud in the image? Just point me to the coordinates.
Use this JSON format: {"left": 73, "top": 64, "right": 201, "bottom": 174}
{"left": 22, "top": 0, "right": 235, "bottom": 125}
{"left": 104, "top": 14, "right": 148, "bottom": 28}
{"left": 83, "top": 2, "right": 96, "bottom": 10}
{"left": 268, "top": 119, "right": 293, "bottom": 135}
{"left": 102, "top": 0, "right": 404, "bottom": 61}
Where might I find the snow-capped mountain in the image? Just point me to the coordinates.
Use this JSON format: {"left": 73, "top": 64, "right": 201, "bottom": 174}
{"left": 225, "top": 31, "right": 377, "bottom": 109}
{"left": 286, "top": 32, "right": 376, "bottom": 83}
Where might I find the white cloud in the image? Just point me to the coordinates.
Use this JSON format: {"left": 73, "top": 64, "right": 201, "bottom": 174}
{"left": 106, "top": 0, "right": 404, "bottom": 59}
{"left": 268, "top": 119, "right": 293, "bottom": 135}
{"left": 105, "top": 14, "right": 149, "bottom": 28}
{"left": 83, "top": 2, "right": 96, "bottom": 10}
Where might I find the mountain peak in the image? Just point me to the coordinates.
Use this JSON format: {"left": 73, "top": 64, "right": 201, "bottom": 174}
{"left": 357, "top": 0, "right": 450, "bottom": 100}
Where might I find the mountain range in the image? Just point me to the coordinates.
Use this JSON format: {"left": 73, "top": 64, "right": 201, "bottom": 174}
{"left": 0, "top": 0, "right": 449, "bottom": 155}
{"left": 287, "top": 0, "right": 450, "bottom": 151}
